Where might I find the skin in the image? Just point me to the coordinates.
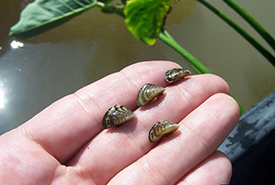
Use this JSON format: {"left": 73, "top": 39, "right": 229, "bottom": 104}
{"left": 0, "top": 61, "right": 240, "bottom": 185}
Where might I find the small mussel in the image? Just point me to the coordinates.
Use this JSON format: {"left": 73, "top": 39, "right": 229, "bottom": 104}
{"left": 164, "top": 68, "right": 191, "bottom": 83}
{"left": 102, "top": 105, "right": 136, "bottom": 129}
{"left": 136, "top": 83, "right": 165, "bottom": 107}
{"left": 149, "top": 120, "right": 179, "bottom": 142}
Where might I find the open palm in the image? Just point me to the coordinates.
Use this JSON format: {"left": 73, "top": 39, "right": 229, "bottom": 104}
{"left": 0, "top": 61, "right": 239, "bottom": 185}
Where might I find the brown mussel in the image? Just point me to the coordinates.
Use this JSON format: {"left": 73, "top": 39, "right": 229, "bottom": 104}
{"left": 102, "top": 105, "right": 136, "bottom": 129}
{"left": 149, "top": 120, "right": 179, "bottom": 142}
{"left": 136, "top": 83, "right": 165, "bottom": 107}
{"left": 164, "top": 68, "right": 191, "bottom": 83}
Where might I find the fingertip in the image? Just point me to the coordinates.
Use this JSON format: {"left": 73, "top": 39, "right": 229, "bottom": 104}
{"left": 120, "top": 60, "right": 182, "bottom": 79}
{"left": 202, "top": 73, "right": 230, "bottom": 95}
{"left": 123, "top": 60, "right": 182, "bottom": 69}
{"left": 213, "top": 93, "right": 241, "bottom": 127}
{"left": 178, "top": 151, "right": 232, "bottom": 185}
{"left": 224, "top": 93, "right": 241, "bottom": 120}
{"left": 215, "top": 150, "right": 233, "bottom": 182}
{"left": 119, "top": 60, "right": 183, "bottom": 90}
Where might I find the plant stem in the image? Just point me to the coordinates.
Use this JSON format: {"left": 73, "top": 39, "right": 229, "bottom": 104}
{"left": 158, "top": 32, "right": 210, "bottom": 74}
{"left": 96, "top": 1, "right": 246, "bottom": 114}
{"left": 158, "top": 31, "right": 245, "bottom": 114}
{"left": 96, "top": 1, "right": 125, "bottom": 17}
{"left": 96, "top": 1, "right": 206, "bottom": 74}
{"left": 161, "top": 30, "right": 200, "bottom": 73}
{"left": 223, "top": 0, "right": 275, "bottom": 51}
{"left": 196, "top": 0, "right": 275, "bottom": 67}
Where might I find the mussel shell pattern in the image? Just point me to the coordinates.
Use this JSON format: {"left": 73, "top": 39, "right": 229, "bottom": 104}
{"left": 164, "top": 68, "right": 191, "bottom": 83}
{"left": 149, "top": 120, "right": 179, "bottom": 142}
{"left": 102, "top": 105, "right": 135, "bottom": 129}
{"left": 136, "top": 83, "right": 165, "bottom": 107}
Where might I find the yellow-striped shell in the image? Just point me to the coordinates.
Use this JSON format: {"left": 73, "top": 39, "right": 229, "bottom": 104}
{"left": 102, "top": 105, "right": 135, "bottom": 129}
{"left": 149, "top": 120, "right": 179, "bottom": 142}
{"left": 164, "top": 68, "right": 191, "bottom": 83}
{"left": 136, "top": 83, "right": 165, "bottom": 107}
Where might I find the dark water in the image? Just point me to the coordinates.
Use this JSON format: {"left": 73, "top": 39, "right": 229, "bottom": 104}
{"left": 0, "top": 0, "right": 275, "bottom": 134}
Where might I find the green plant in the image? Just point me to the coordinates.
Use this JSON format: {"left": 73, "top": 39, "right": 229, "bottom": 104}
{"left": 9, "top": 0, "right": 275, "bottom": 114}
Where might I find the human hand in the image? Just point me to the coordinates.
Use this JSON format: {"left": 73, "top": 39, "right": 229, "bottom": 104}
{"left": 0, "top": 61, "right": 239, "bottom": 185}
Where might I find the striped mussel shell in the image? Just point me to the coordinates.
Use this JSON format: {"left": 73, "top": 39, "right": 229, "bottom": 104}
{"left": 102, "top": 105, "right": 136, "bottom": 129}
{"left": 164, "top": 68, "right": 191, "bottom": 83}
{"left": 149, "top": 120, "right": 179, "bottom": 142}
{"left": 136, "top": 83, "right": 165, "bottom": 107}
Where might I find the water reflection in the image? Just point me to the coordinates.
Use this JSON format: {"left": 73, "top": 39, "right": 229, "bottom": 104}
{"left": 0, "top": 88, "right": 4, "bottom": 109}
{"left": 10, "top": 40, "right": 24, "bottom": 49}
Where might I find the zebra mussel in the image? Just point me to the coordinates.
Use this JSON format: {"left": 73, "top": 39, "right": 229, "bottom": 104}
{"left": 102, "top": 105, "right": 135, "bottom": 129}
{"left": 136, "top": 83, "right": 165, "bottom": 107}
{"left": 164, "top": 68, "right": 191, "bottom": 83}
{"left": 149, "top": 120, "right": 179, "bottom": 142}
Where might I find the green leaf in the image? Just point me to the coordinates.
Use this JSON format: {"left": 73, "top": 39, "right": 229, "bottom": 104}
{"left": 99, "top": 0, "right": 116, "bottom": 4}
{"left": 124, "top": 0, "right": 171, "bottom": 45}
{"left": 10, "top": 0, "right": 97, "bottom": 36}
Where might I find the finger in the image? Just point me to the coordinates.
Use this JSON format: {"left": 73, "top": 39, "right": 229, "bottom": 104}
{"left": 70, "top": 75, "right": 230, "bottom": 184}
{"left": 177, "top": 151, "right": 232, "bottom": 185}
{"left": 107, "top": 94, "right": 239, "bottom": 185}
{"left": 17, "top": 61, "right": 181, "bottom": 163}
